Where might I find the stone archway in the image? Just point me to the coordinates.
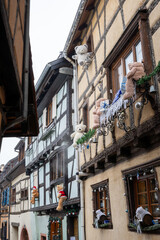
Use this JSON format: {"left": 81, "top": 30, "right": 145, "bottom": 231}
{"left": 20, "top": 227, "right": 29, "bottom": 240}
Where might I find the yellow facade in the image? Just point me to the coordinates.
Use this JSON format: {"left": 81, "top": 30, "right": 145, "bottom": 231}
{"left": 74, "top": 0, "right": 160, "bottom": 239}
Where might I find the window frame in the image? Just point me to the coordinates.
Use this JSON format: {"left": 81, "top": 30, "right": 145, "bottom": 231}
{"left": 50, "top": 151, "right": 64, "bottom": 182}
{"left": 87, "top": 31, "right": 94, "bottom": 53}
{"left": 122, "top": 161, "right": 160, "bottom": 226}
{"left": 103, "top": 10, "right": 153, "bottom": 101}
{"left": 82, "top": 102, "right": 89, "bottom": 132}
{"left": 11, "top": 187, "right": 16, "bottom": 204}
{"left": 46, "top": 102, "right": 52, "bottom": 126}
{"left": 91, "top": 179, "right": 112, "bottom": 228}
{"left": 20, "top": 188, "right": 28, "bottom": 200}
{"left": 111, "top": 34, "right": 141, "bottom": 98}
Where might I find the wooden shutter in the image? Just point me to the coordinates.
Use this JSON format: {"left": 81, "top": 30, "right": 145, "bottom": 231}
{"left": 43, "top": 108, "right": 47, "bottom": 129}
{"left": 52, "top": 95, "right": 57, "bottom": 120}
{"left": 7, "top": 187, "right": 9, "bottom": 205}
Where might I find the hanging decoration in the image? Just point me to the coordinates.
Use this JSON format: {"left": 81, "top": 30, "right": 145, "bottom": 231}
{"left": 100, "top": 96, "right": 129, "bottom": 124}
{"left": 93, "top": 98, "right": 107, "bottom": 129}
{"left": 117, "top": 110, "right": 130, "bottom": 132}
{"left": 30, "top": 186, "right": 39, "bottom": 204}
{"left": 72, "top": 44, "right": 94, "bottom": 69}
{"left": 123, "top": 62, "right": 145, "bottom": 100}
{"left": 56, "top": 185, "right": 67, "bottom": 211}
{"left": 70, "top": 124, "right": 86, "bottom": 148}
{"left": 65, "top": 208, "right": 79, "bottom": 216}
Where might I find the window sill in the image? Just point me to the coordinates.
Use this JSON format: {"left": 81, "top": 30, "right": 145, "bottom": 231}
{"left": 20, "top": 197, "right": 28, "bottom": 201}
{"left": 93, "top": 223, "right": 112, "bottom": 229}
{"left": 128, "top": 223, "right": 160, "bottom": 234}
{"left": 40, "top": 120, "right": 56, "bottom": 141}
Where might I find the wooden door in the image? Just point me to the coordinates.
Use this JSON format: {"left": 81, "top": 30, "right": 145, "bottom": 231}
{"left": 67, "top": 216, "right": 78, "bottom": 240}
{"left": 50, "top": 220, "right": 62, "bottom": 240}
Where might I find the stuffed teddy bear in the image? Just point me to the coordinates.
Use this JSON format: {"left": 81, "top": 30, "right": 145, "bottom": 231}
{"left": 123, "top": 62, "right": 145, "bottom": 100}
{"left": 56, "top": 185, "right": 67, "bottom": 211}
{"left": 70, "top": 124, "right": 86, "bottom": 148}
{"left": 30, "top": 186, "right": 39, "bottom": 204}
{"left": 96, "top": 209, "right": 108, "bottom": 224}
{"left": 72, "top": 44, "right": 93, "bottom": 68}
{"left": 93, "top": 98, "right": 107, "bottom": 129}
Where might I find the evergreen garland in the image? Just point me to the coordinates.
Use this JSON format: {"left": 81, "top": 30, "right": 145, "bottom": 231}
{"left": 76, "top": 128, "right": 96, "bottom": 145}
{"left": 136, "top": 61, "right": 160, "bottom": 86}
{"left": 48, "top": 216, "right": 62, "bottom": 240}
{"left": 129, "top": 223, "right": 160, "bottom": 232}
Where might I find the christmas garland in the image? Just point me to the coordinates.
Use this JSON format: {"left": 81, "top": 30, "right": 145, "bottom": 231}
{"left": 66, "top": 208, "right": 79, "bottom": 216}
{"left": 48, "top": 216, "right": 62, "bottom": 240}
{"left": 129, "top": 223, "right": 160, "bottom": 232}
{"left": 136, "top": 61, "right": 160, "bottom": 86}
{"left": 76, "top": 128, "right": 96, "bottom": 145}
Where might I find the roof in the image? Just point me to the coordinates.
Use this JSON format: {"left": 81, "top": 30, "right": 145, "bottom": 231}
{"left": 35, "top": 57, "right": 73, "bottom": 117}
{"left": 63, "top": 0, "right": 95, "bottom": 58}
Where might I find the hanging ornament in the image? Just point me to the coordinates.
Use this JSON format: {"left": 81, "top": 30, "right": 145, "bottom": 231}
{"left": 86, "top": 144, "right": 90, "bottom": 149}
{"left": 129, "top": 176, "right": 133, "bottom": 180}
{"left": 150, "top": 169, "right": 154, "bottom": 173}
{"left": 137, "top": 172, "right": 140, "bottom": 180}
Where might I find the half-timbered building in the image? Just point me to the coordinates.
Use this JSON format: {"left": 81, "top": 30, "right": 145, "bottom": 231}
{"left": 0, "top": 0, "right": 38, "bottom": 147}
{"left": 25, "top": 56, "right": 80, "bottom": 240}
{"left": 0, "top": 157, "right": 17, "bottom": 240}
{"left": 64, "top": 0, "right": 160, "bottom": 239}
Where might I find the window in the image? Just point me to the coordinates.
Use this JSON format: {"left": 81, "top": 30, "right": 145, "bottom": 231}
{"left": 87, "top": 33, "right": 94, "bottom": 53}
{"left": 111, "top": 34, "right": 143, "bottom": 98}
{"left": 91, "top": 180, "right": 112, "bottom": 227}
{"left": 18, "top": 145, "right": 24, "bottom": 162}
{"left": 11, "top": 188, "right": 16, "bottom": 204}
{"left": 50, "top": 151, "right": 64, "bottom": 182}
{"left": 123, "top": 166, "right": 160, "bottom": 224}
{"left": 39, "top": 186, "right": 44, "bottom": 206}
{"left": 39, "top": 166, "right": 44, "bottom": 185}
{"left": 21, "top": 188, "right": 28, "bottom": 200}
{"left": 46, "top": 102, "right": 52, "bottom": 126}
{"left": 83, "top": 103, "right": 89, "bottom": 132}
{"left": 103, "top": 10, "right": 153, "bottom": 101}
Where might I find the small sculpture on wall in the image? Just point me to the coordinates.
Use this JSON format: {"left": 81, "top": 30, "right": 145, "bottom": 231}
{"left": 56, "top": 185, "right": 67, "bottom": 211}
{"left": 72, "top": 44, "right": 94, "bottom": 69}
{"left": 30, "top": 186, "right": 39, "bottom": 204}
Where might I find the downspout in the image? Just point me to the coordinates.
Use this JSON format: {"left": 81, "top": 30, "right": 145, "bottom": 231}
{"left": 23, "top": 0, "right": 30, "bottom": 119}
{"left": 63, "top": 53, "right": 85, "bottom": 240}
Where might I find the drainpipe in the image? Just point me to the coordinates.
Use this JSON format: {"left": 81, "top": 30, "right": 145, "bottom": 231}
{"left": 63, "top": 53, "right": 85, "bottom": 240}
{"left": 23, "top": 0, "right": 30, "bottom": 119}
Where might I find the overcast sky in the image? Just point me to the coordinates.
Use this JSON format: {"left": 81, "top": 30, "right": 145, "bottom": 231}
{"left": 0, "top": 0, "right": 81, "bottom": 165}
